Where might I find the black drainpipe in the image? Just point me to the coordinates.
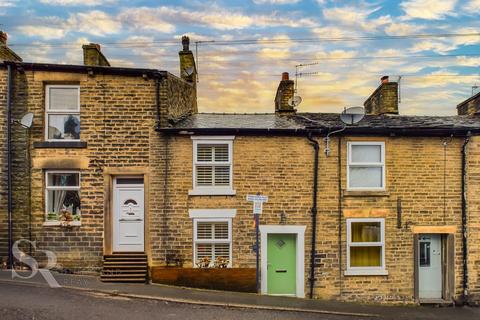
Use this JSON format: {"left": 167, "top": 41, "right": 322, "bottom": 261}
{"left": 6, "top": 63, "right": 13, "bottom": 269}
{"left": 461, "top": 133, "right": 470, "bottom": 303}
{"left": 307, "top": 131, "right": 319, "bottom": 299}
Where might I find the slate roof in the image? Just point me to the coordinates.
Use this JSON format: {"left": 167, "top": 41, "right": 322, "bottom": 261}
{"left": 160, "top": 112, "right": 480, "bottom": 136}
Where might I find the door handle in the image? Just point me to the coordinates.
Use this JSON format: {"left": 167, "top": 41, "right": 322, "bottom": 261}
{"left": 275, "top": 269, "right": 287, "bottom": 273}
{"left": 119, "top": 218, "right": 142, "bottom": 221}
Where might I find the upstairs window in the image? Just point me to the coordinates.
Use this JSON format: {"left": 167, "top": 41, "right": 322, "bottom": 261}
{"left": 45, "top": 85, "right": 80, "bottom": 141}
{"left": 190, "top": 136, "right": 235, "bottom": 195}
{"left": 347, "top": 142, "right": 385, "bottom": 190}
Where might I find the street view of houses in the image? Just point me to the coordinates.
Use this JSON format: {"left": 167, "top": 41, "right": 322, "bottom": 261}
{"left": 0, "top": 1, "right": 480, "bottom": 319}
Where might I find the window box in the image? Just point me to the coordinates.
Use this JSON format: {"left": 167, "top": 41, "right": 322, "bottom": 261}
{"left": 45, "top": 85, "right": 81, "bottom": 141}
{"left": 44, "top": 171, "right": 81, "bottom": 225}
{"left": 347, "top": 142, "right": 385, "bottom": 191}
{"left": 189, "top": 136, "right": 235, "bottom": 196}
{"left": 346, "top": 218, "right": 387, "bottom": 276}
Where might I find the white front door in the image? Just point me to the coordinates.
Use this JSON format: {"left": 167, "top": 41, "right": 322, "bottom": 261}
{"left": 419, "top": 234, "right": 442, "bottom": 299}
{"left": 113, "top": 177, "right": 145, "bottom": 252}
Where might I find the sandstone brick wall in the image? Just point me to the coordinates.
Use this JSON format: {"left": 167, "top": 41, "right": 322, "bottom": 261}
{"left": 2, "top": 67, "right": 194, "bottom": 271}
{"left": 161, "top": 134, "right": 477, "bottom": 303}
{"left": 364, "top": 82, "right": 398, "bottom": 115}
{"left": 467, "top": 136, "right": 480, "bottom": 301}
{"left": 0, "top": 68, "right": 7, "bottom": 260}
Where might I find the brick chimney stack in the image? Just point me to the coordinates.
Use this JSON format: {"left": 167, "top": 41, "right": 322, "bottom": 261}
{"left": 82, "top": 43, "right": 110, "bottom": 67}
{"left": 364, "top": 76, "right": 399, "bottom": 115}
{"left": 457, "top": 91, "right": 480, "bottom": 116}
{"left": 179, "top": 36, "right": 197, "bottom": 85}
{"left": 0, "top": 31, "right": 23, "bottom": 62}
{"left": 275, "top": 72, "right": 296, "bottom": 114}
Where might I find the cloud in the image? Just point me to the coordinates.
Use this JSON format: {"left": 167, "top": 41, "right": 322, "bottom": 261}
{"left": 465, "top": 0, "right": 480, "bottom": 10}
{"left": 119, "top": 6, "right": 316, "bottom": 32}
{"left": 384, "top": 22, "right": 424, "bottom": 36}
{"left": 0, "top": 0, "right": 16, "bottom": 7}
{"left": 39, "top": 0, "right": 117, "bottom": 5}
{"left": 322, "top": 6, "right": 391, "bottom": 32}
{"left": 400, "top": 0, "right": 457, "bottom": 20}
{"left": 253, "top": 0, "right": 300, "bottom": 4}
{"left": 68, "top": 10, "right": 121, "bottom": 36}
{"left": 16, "top": 25, "right": 67, "bottom": 40}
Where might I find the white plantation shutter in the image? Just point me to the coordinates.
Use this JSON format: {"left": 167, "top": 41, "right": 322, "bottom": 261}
{"left": 194, "top": 220, "right": 231, "bottom": 267}
{"left": 194, "top": 143, "right": 231, "bottom": 188}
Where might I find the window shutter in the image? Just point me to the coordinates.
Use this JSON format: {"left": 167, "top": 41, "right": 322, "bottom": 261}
{"left": 197, "top": 222, "right": 213, "bottom": 239}
{"left": 214, "top": 166, "right": 230, "bottom": 185}
{"left": 196, "top": 243, "right": 213, "bottom": 259}
{"left": 213, "top": 222, "right": 229, "bottom": 239}
{"left": 214, "top": 145, "right": 229, "bottom": 162}
{"left": 197, "top": 145, "right": 213, "bottom": 162}
{"left": 196, "top": 166, "right": 213, "bottom": 186}
{"left": 214, "top": 243, "right": 230, "bottom": 259}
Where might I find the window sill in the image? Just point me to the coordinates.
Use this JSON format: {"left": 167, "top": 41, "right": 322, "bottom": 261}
{"left": 43, "top": 221, "right": 81, "bottom": 227}
{"left": 343, "top": 190, "right": 390, "bottom": 198}
{"left": 188, "top": 188, "right": 236, "bottom": 196}
{"left": 34, "top": 141, "right": 87, "bottom": 148}
{"left": 344, "top": 269, "right": 388, "bottom": 276}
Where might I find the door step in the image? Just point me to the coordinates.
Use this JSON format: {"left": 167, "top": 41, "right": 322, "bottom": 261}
{"left": 419, "top": 299, "right": 454, "bottom": 306}
{"left": 100, "top": 252, "right": 148, "bottom": 283}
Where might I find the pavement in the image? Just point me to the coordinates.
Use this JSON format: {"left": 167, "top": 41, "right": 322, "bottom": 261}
{"left": 0, "top": 270, "right": 479, "bottom": 320}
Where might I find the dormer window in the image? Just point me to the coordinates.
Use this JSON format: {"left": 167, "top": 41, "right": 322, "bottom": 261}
{"left": 45, "top": 85, "right": 80, "bottom": 141}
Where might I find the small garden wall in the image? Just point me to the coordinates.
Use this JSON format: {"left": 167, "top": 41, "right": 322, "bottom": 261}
{"left": 150, "top": 267, "right": 256, "bottom": 293}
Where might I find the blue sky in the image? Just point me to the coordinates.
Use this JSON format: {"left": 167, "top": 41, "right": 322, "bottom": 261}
{"left": 1, "top": 0, "right": 479, "bottom": 115}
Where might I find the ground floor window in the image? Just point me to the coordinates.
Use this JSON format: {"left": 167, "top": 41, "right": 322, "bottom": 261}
{"left": 193, "top": 219, "right": 232, "bottom": 268}
{"left": 346, "top": 218, "right": 387, "bottom": 275}
{"left": 45, "top": 171, "right": 81, "bottom": 222}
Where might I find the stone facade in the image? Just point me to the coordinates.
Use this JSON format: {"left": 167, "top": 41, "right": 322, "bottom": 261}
{"left": 364, "top": 78, "right": 399, "bottom": 115}
{"left": 157, "top": 132, "right": 479, "bottom": 304}
{"left": 0, "top": 65, "right": 195, "bottom": 270}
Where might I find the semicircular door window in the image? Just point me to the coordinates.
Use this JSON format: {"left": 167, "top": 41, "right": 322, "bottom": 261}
{"left": 124, "top": 199, "right": 138, "bottom": 206}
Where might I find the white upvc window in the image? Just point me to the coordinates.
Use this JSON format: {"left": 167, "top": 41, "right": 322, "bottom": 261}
{"left": 347, "top": 142, "right": 385, "bottom": 191}
{"left": 189, "top": 136, "right": 235, "bottom": 196}
{"left": 45, "top": 85, "right": 80, "bottom": 141}
{"left": 345, "top": 218, "right": 387, "bottom": 276}
{"left": 44, "top": 171, "right": 81, "bottom": 225}
{"left": 193, "top": 218, "right": 232, "bottom": 268}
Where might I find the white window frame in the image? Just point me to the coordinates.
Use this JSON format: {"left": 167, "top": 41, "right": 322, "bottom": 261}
{"left": 193, "top": 218, "right": 232, "bottom": 268}
{"left": 189, "top": 136, "right": 235, "bottom": 196}
{"left": 44, "top": 170, "right": 81, "bottom": 226}
{"left": 345, "top": 218, "right": 387, "bottom": 276}
{"left": 347, "top": 141, "right": 385, "bottom": 191}
{"left": 45, "top": 84, "right": 81, "bottom": 142}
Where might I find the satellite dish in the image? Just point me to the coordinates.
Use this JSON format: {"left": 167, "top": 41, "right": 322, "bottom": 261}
{"left": 19, "top": 113, "right": 34, "bottom": 129}
{"left": 288, "top": 95, "right": 302, "bottom": 107}
{"left": 182, "top": 66, "right": 194, "bottom": 77}
{"left": 340, "top": 106, "right": 365, "bottom": 125}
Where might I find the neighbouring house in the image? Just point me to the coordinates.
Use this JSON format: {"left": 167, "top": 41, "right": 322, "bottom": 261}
{"left": 0, "top": 33, "right": 197, "bottom": 281}
{"left": 1, "top": 29, "right": 480, "bottom": 305}
{"left": 156, "top": 73, "right": 480, "bottom": 304}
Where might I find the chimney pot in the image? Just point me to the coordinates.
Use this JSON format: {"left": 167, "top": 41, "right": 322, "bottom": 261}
{"left": 182, "top": 36, "right": 190, "bottom": 52}
{"left": 381, "top": 75, "right": 389, "bottom": 84}
{"left": 282, "top": 72, "right": 289, "bottom": 81}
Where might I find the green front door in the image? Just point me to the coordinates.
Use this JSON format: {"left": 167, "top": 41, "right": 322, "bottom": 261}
{"left": 267, "top": 233, "right": 296, "bottom": 295}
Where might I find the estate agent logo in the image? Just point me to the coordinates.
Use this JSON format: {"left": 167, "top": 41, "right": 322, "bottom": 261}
{"left": 11, "top": 239, "right": 61, "bottom": 288}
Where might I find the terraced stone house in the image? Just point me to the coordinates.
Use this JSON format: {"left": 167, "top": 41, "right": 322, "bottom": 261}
{"left": 1, "top": 30, "right": 480, "bottom": 304}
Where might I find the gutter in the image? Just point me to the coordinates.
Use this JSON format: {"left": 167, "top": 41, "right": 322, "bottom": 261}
{"left": 6, "top": 63, "right": 13, "bottom": 269}
{"left": 307, "top": 131, "right": 320, "bottom": 299}
{"left": 461, "top": 133, "right": 471, "bottom": 303}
